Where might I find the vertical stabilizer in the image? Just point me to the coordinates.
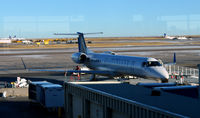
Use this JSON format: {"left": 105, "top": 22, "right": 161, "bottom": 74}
{"left": 164, "top": 33, "right": 166, "bottom": 38}
{"left": 54, "top": 32, "right": 102, "bottom": 54}
{"left": 77, "top": 32, "right": 87, "bottom": 53}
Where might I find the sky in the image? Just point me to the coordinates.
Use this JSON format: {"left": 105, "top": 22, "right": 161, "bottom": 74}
{"left": 0, "top": 0, "right": 200, "bottom": 38}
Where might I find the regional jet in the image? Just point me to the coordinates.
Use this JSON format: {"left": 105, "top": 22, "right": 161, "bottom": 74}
{"left": 23, "top": 32, "right": 173, "bottom": 82}
{"left": 0, "top": 35, "right": 25, "bottom": 40}
{"left": 164, "top": 33, "right": 192, "bottom": 40}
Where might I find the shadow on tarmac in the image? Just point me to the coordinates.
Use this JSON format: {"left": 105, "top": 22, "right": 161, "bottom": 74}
{"left": 0, "top": 99, "right": 59, "bottom": 118}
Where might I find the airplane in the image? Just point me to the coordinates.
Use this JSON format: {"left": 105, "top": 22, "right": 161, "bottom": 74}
{"left": 0, "top": 35, "right": 34, "bottom": 44}
{"left": 12, "top": 35, "right": 26, "bottom": 41}
{"left": 0, "top": 35, "right": 19, "bottom": 43}
{"left": 0, "top": 35, "right": 25, "bottom": 41}
{"left": 22, "top": 32, "right": 176, "bottom": 83}
{"left": 1, "top": 35, "right": 26, "bottom": 40}
{"left": 163, "top": 33, "right": 192, "bottom": 40}
{"left": 21, "top": 40, "right": 33, "bottom": 44}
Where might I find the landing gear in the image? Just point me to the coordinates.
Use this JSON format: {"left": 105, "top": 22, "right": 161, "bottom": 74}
{"left": 89, "top": 74, "right": 96, "bottom": 81}
{"left": 161, "top": 79, "right": 169, "bottom": 83}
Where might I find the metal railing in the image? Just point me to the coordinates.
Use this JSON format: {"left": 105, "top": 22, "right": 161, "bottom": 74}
{"left": 164, "top": 65, "right": 199, "bottom": 84}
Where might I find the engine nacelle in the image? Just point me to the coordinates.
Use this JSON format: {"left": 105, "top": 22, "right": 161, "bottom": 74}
{"left": 71, "top": 52, "right": 88, "bottom": 64}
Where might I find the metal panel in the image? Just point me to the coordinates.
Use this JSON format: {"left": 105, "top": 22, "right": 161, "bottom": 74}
{"left": 72, "top": 95, "right": 83, "bottom": 118}
{"left": 90, "top": 102, "right": 103, "bottom": 118}
{"left": 112, "top": 109, "right": 129, "bottom": 118}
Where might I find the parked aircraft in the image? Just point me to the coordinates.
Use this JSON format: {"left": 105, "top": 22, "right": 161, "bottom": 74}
{"left": 1, "top": 35, "right": 24, "bottom": 41}
{"left": 0, "top": 35, "right": 34, "bottom": 44}
{"left": 21, "top": 40, "right": 33, "bottom": 44}
{"left": 164, "top": 33, "right": 192, "bottom": 40}
{"left": 23, "top": 32, "right": 176, "bottom": 82}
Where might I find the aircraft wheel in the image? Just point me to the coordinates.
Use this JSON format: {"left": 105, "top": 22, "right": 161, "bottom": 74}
{"left": 161, "top": 79, "right": 169, "bottom": 83}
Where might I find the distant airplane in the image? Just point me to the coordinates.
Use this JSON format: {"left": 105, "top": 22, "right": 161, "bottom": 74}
{"left": 21, "top": 40, "right": 33, "bottom": 44}
{"left": 0, "top": 35, "right": 18, "bottom": 43}
{"left": 1, "top": 35, "right": 25, "bottom": 40}
{"left": 0, "top": 35, "right": 33, "bottom": 44}
{"left": 23, "top": 32, "right": 177, "bottom": 83}
{"left": 164, "top": 33, "right": 192, "bottom": 40}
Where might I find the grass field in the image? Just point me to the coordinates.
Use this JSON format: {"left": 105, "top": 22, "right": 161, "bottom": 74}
{"left": 85, "top": 37, "right": 164, "bottom": 41}
{"left": 0, "top": 41, "right": 177, "bottom": 50}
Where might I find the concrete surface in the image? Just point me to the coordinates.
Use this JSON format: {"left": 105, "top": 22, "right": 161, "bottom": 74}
{"left": 0, "top": 88, "right": 28, "bottom": 97}
{"left": 0, "top": 97, "right": 59, "bottom": 118}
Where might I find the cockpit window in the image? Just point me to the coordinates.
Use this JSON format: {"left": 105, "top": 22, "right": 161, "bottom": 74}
{"left": 143, "top": 61, "right": 162, "bottom": 67}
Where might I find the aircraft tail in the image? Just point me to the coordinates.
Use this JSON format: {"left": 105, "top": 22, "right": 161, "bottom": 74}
{"left": 164, "top": 33, "right": 167, "bottom": 38}
{"left": 54, "top": 32, "right": 103, "bottom": 53}
{"left": 77, "top": 32, "right": 88, "bottom": 53}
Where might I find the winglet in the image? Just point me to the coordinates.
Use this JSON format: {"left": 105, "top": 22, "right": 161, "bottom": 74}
{"left": 163, "top": 53, "right": 176, "bottom": 66}
{"left": 173, "top": 53, "right": 176, "bottom": 64}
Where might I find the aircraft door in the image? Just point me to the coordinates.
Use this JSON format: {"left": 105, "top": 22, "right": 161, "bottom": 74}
{"left": 131, "top": 61, "right": 135, "bottom": 74}
{"left": 141, "top": 62, "right": 148, "bottom": 76}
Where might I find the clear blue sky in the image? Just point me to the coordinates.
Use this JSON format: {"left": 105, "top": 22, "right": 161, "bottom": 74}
{"left": 0, "top": 0, "right": 200, "bottom": 38}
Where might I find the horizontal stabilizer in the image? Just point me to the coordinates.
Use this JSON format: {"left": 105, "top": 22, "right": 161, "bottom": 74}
{"left": 54, "top": 32, "right": 103, "bottom": 35}
{"left": 28, "top": 69, "right": 68, "bottom": 72}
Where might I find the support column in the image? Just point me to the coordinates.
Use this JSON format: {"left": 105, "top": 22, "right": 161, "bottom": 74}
{"left": 66, "top": 93, "right": 73, "bottom": 118}
{"left": 84, "top": 99, "right": 90, "bottom": 118}
{"left": 104, "top": 106, "right": 112, "bottom": 118}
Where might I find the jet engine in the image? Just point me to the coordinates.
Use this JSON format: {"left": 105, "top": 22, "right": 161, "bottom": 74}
{"left": 71, "top": 52, "right": 88, "bottom": 64}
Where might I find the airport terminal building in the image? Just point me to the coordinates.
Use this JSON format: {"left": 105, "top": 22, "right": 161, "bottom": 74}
{"left": 63, "top": 81, "right": 198, "bottom": 118}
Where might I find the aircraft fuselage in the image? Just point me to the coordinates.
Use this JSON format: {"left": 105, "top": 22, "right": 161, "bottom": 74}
{"left": 72, "top": 52, "right": 169, "bottom": 81}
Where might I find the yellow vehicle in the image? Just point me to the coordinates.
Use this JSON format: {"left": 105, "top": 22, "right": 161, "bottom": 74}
{"left": 44, "top": 40, "right": 49, "bottom": 45}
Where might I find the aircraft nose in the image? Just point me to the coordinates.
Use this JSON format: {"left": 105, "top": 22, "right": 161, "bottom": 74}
{"left": 159, "top": 70, "right": 169, "bottom": 79}
{"left": 149, "top": 67, "right": 169, "bottom": 80}
{"left": 159, "top": 70, "right": 169, "bottom": 83}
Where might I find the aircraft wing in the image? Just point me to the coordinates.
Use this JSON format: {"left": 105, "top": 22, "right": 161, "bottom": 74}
{"left": 22, "top": 58, "right": 114, "bottom": 75}
{"left": 67, "top": 70, "right": 114, "bottom": 75}
{"left": 28, "top": 69, "right": 68, "bottom": 72}
{"left": 27, "top": 69, "right": 114, "bottom": 75}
